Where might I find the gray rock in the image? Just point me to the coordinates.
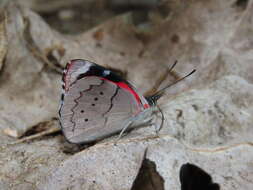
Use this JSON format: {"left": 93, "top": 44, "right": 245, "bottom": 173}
{"left": 0, "top": 3, "right": 61, "bottom": 137}
{"left": 0, "top": 136, "right": 69, "bottom": 190}
{"left": 39, "top": 142, "right": 147, "bottom": 190}
{"left": 159, "top": 75, "right": 253, "bottom": 148}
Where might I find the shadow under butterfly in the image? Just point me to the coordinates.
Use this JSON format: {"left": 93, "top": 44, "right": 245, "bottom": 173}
{"left": 180, "top": 163, "right": 220, "bottom": 190}
{"left": 58, "top": 59, "right": 195, "bottom": 144}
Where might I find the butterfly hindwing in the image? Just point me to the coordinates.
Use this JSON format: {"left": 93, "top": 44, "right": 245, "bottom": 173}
{"left": 59, "top": 59, "right": 149, "bottom": 144}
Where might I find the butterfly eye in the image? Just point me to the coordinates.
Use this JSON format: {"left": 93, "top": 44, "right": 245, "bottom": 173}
{"left": 81, "top": 110, "right": 84, "bottom": 113}
{"left": 84, "top": 119, "right": 88, "bottom": 122}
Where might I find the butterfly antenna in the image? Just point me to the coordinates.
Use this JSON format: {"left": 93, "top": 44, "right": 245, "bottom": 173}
{"left": 168, "top": 60, "right": 178, "bottom": 73}
{"left": 147, "top": 69, "right": 196, "bottom": 105}
{"left": 144, "top": 60, "right": 178, "bottom": 97}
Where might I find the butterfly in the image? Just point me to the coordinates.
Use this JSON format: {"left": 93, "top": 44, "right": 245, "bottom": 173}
{"left": 59, "top": 59, "right": 195, "bottom": 144}
{"left": 180, "top": 163, "right": 220, "bottom": 190}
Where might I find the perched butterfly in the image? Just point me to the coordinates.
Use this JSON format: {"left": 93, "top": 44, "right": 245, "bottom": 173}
{"left": 59, "top": 59, "right": 195, "bottom": 144}
{"left": 180, "top": 163, "right": 220, "bottom": 190}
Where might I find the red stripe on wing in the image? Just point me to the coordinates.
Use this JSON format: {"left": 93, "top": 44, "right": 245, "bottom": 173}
{"left": 101, "top": 78, "right": 150, "bottom": 110}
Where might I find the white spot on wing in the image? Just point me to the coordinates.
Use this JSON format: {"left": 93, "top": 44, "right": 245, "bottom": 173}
{"left": 69, "top": 61, "right": 93, "bottom": 82}
{"left": 103, "top": 70, "right": 110, "bottom": 76}
{"left": 75, "top": 61, "right": 92, "bottom": 76}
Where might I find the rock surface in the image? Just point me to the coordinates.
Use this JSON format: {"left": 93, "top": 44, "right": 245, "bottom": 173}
{"left": 0, "top": 3, "right": 61, "bottom": 138}
{"left": 0, "top": 0, "right": 253, "bottom": 190}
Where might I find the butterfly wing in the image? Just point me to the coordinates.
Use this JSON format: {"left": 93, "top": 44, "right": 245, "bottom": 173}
{"left": 59, "top": 59, "right": 150, "bottom": 144}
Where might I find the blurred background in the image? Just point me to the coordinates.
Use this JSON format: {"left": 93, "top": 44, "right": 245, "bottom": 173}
{"left": 9, "top": 0, "right": 171, "bottom": 34}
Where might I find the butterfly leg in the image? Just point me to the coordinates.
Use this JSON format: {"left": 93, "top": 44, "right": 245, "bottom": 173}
{"left": 114, "top": 108, "right": 155, "bottom": 144}
{"left": 156, "top": 105, "right": 165, "bottom": 132}
{"left": 150, "top": 105, "right": 165, "bottom": 137}
{"left": 115, "top": 120, "right": 133, "bottom": 143}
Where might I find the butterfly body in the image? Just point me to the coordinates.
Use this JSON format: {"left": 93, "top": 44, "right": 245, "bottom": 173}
{"left": 59, "top": 59, "right": 195, "bottom": 144}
